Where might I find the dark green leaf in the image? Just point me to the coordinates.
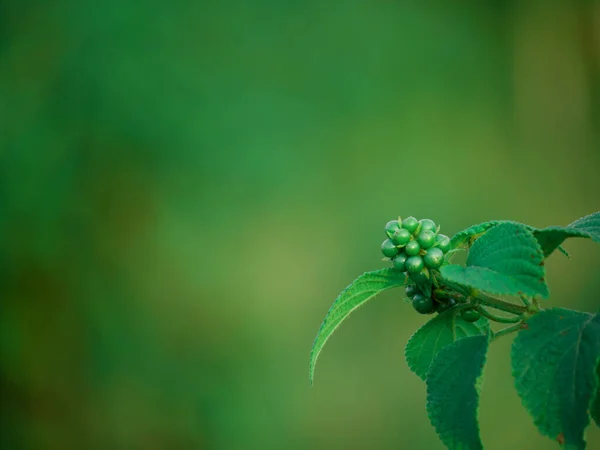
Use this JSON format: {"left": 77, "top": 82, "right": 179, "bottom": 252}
{"left": 533, "top": 211, "right": 600, "bottom": 257}
{"left": 309, "top": 268, "right": 405, "bottom": 384}
{"left": 426, "top": 334, "right": 489, "bottom": 450}
{"left": 512, "top": 308, "right": 600, "bottom": 449}
{"left": 441, "top": 222, "right": 549, "bottom": 298}
{"left": 592, "top": 362, "right": 600, "bottom": 428}
{"left": 405, "top": 309, "right": 489, "bottom": 380}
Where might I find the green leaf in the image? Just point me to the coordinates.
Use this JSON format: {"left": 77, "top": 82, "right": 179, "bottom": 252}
{"left": 592, "top": 361, "right": 600, "bottom": 428}
{"left": 426, "top": 334, "right": 490, "bottom": 450}
{"left": 449, "top": 212, "right": 600, "bottom": 260}
{"left": 309, "top": 268, "right": 406, "bottom": 384}
{"left": 512, "top": 308, "right": 600, "bottom": 449}
{"left": 450, "top": 220, "right": 509, "bottom": 249}
{"left": 533, "top": 211, "right": 600, "bottom": 257}
{"left": 405, "top": 309, "right": 489, "bottom": 380}
{"left": 440, "top": 222, "right": 549, "bottom": 298}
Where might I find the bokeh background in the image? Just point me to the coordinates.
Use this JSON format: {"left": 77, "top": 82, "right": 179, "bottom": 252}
{"left": 1, "top": 1, "right": 600, "bottom": 449}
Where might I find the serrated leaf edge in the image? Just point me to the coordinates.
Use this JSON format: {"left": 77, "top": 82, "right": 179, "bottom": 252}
{"left": 309, "top": 268, "right": 405, "bottom": 384}
{"left": 442, "top": 223, "right": 550, "bottom": 299}
{"left": 404, "top": 309, "right": 489, "bottom": 380}
{"left": 450, "top": 212, "right": 600, "bottom": 258}
{"left": 511, "top": 308, "right": 600, "bottom": 448}
{"left": 426, "top": 334, "right": 490, "bottom": 450}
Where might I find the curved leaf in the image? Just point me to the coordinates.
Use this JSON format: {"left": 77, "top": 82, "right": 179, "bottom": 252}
{"left": 426, "top": 334, "right": 490, "bottom": 450}
{"left": 309, "top": 268, "right": 405, "bottom": 384}
{"left": 441, "top": 222, "right": 549, "bottom": 298}
{"left": 533, "top": 211, "right": 600, "bottom": 257}
{"left": 405, "top": 309, "right": 489, "bottom": 380}
{"left": 449, "top": 212, "right": 600, "bottom": 259}
{"left": 512, "top": 308, "right": 600, "bottom": 449}
{"left": 450, "top": 220, "right": 508, "bottom": 249}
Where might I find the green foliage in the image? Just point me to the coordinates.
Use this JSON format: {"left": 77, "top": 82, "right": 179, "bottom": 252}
{"left": 311, "top": 212, "right": 600, "bottom": 450}
{"left": 440, "top": 222, "right": 549, "bottom": 298}
{"left": 450, "top": 212, "right": 600, "bottom": 259}
{"left": 309, "top": 268, "right": 406, "bottom": 384}
{"left": 405, "top": 309, "right": 489, "bottom": 380}
{"left": 450, "top": 220, "right": 508, "bottom": 249}
{"left": 533, "top": 211, "right": 600, "bottom": 257}
{"left": 593, "top": 363, "right": 600, "bottom": 428}
{"left": 426, "top": 335, "right": 489, "bottom": 450}
{"left": 512, "top": 309, "right": 600, "bottom": 449}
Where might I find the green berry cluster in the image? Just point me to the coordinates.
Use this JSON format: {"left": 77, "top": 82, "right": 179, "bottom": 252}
{"left": 405, "top": 285, "right": 455, "bottom": 315}
{"left": 405, "top": 285, "right": 481, "bottom": 320}
{"left": 381, "top": 217, "right": 451, "bottom": 284}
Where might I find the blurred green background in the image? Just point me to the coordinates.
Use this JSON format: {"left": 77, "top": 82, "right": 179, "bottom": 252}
{"left": 1, "top": 1, "right": 600, "bottom": 449}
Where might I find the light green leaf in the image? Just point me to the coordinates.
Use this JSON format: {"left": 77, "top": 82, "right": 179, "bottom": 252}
{"left": 512, "top": 308, "right": 600, "bottom": 449}
{"left": 426, "top": 334, "right": 490, "bottom": 450}
{"left": 405, "top": 309, "right": 489, "bottom": 380}
{"left": 309, "top": 268, "right": 406, "bottom": 384}
{"left": 450, "top": 220, "right": 509, "bottom": 249}
{"left": 533, "top": 211, "right": 600, "bottom": 257}
{"left": 440, "top": 222, "right": 549, "bottom": 298}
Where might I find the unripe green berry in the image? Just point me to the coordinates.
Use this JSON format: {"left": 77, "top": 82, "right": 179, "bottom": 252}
{"left": 405, "top": 284, "right": 418, "bottom": 298}
{"left": 424, "top": 247, "right": 445, "bottom": 269}
{"left": 381, "top": 239, "right": 399, "bottom": 258}
{"left": 435, "top": 298, "right": 456, "bottom": 313}
{"left": 412, "top": 294, "right": 434, "bottom": 314}
{"left": 417, "top": 230, "right": 436, "bottom": 249}
{"left": 405, "top": 255, "right": 424, "bottom": 274}
{"left": 461, "top": 308, "right": 481, "bottom": 322}
{"left": 409, "top": 268, "right": 430, "bottom": 284}
{"left": 405, "top": 240, "right": 421, "bottom": 256}
{"left": 391, "top": 228, "right": 411, "bottom": 246}
{"left": 419, "top": 219, "right": 437, "bottom": 233}
{"left": 392, "top": 253, "right": 407, "bottom": 271}
{"left": 436, "top": 234, "right": 451, "bottom": 253}
{"left": 402, "top": 216, "right": 419, "bottom": 234}
{"left": 385, "top": 220, "right": 401, "bottom": 238}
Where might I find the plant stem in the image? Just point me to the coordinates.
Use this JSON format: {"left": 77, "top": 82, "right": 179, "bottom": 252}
{"left": 519, "top": 295, "right": 531, "bottom": 308}
{"left": 492, "top": 323, "right": 524, "bottom": 342}
{"left": 476, "top": 306, "right": 522, "bottom": 324}
{"left": 452, "top": 302, "right": 476, "bottom": 314}
{"left": 472, "top": 291, "right": 527, "bottom": 315}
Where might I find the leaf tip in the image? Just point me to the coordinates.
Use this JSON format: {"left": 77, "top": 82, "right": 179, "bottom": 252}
{"left": 308, "top": 363, "right": 316, "bottom": 386}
